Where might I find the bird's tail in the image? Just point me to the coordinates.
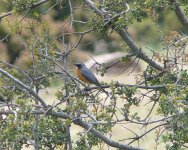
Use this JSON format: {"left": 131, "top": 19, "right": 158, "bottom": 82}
{"left": 98, "top": 84, "right": 108, "bottom": 95}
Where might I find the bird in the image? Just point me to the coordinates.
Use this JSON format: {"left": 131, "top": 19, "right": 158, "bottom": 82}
{"left": 74, "top": 63, "right": 108, "bottom": 94}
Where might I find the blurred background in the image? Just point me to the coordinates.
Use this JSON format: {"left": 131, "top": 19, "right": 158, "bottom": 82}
{"left": 0, "top": 1, "right": 183, "bottom": 70}
{"left": 0, "top": 1, "right": 185, "bottom": 149}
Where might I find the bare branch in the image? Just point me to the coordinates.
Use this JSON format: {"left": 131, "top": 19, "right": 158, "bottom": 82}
{"left": 114, "top": 55, "right": 138, "bottom": 76}
{"left": 63, "top": 45, "right": 73, "bottom": 150}
{"left": 0, "top": 68, "right": 48, "bottom": 108}
{"left": 0, "top": 60, "right": 32, "bottom": 82}
{"left": 128, "top": 123, "right": 167, "bottom": 145}
{"left": 84, "top": 0, "right": 103, "bottom": 16}
{"left": 116, "top": 29, "right": 164, "bottom": 71}
{"left": 73, "top": 118, "right": 143, "bottom": 150}
{"left": 0, "top": 11, "right": 12, "bottom": 20}
{"left": 173, "top": 0, "right": 188, "bottom": 31}
{"left": 106, "top": 52, "right": 138, "bottom": 70}
{"left": 84, "top": 83, "right": 166, "bottom": 92}
{"left": 31, "top": 0, "right": 49, "bottom": 8}
{"left": 68, "top": 0, "right": 74, "bottom": 27}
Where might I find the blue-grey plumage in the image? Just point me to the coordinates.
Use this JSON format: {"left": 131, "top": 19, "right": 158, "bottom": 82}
{"left": 74, "top": 63, "right": 99, "bottom": 85}
{"left": 74, "top": 63, "right": 108, "bottom": 94}
{"left": 81, "top": 65, "right": 100, "bottom": 85}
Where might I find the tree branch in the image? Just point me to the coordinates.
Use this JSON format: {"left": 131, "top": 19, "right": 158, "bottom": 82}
{"left": 0, "top": 68, "right": 48, "bottom": 108}
{"left": 128, "top": 123, "right": 167, "bottom": 145}
{"left": 0, "top": 109, "right": 142, "bottom": 150}
{"left": 0, "top": 11, "right": 12, "bottom": 20}
{"left": 84, "top": 83, "right": 166, "bottom": 92}
{"left": 116, "top": 29, "right": 164, "bottom": 71}
{"left": 173, "top": 0, "right": 188, "bottom": 31}
{"left": 84, "top": 0, "right": 103, "bottom": 16}
{"left": 0, "top": 0, "right": 49, "bottom": 20}
{"left": 31, "top": 0, "right": 49, "bottom": 8}
{"left": 106, "top": 52, "right": 138, "bottom": 70}
{"left": 73, "top": 118, "right": 143, "bottom": 150}
{"left": 83, "top": 0, "right": 164, "bottom": 71}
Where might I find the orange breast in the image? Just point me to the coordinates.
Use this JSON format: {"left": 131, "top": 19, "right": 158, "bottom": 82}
{"left": 77, "top": 69, "right": 91, "bottom": 84}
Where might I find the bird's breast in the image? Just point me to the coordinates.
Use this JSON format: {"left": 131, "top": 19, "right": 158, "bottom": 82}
{"left": 77, "top": 69, "right": 91, "bottom": 84}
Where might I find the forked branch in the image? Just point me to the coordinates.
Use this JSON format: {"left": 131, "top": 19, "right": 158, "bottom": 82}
{"left": 84, "top": 0, "right": 164, "bottom": 71}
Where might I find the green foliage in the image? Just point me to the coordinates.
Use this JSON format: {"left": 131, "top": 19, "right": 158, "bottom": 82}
{"left": 13, "top": 0, "right": 38, "bottom": 12}
{"left": 95, "top": 63, "right": 107, "bottom": 77}
{"left": 142, "top": 59, "right": 188, "bottom": 149}
{"left": 89, "top": 15, "right": 110, "bottom": 37}
{"left": 75, "top": 137, "right": 91, "bottom": 150}
{"left": 1, "top": 0, "right": 188, "bottom": 149}
{"left": 37, "top": 116, "right": 67, "bottom": 149}
{"left": 117, "top": 86, "right": 138, "bottom": 105}
{"left": 0, "top": 103, "right": 67, "bottom": 149}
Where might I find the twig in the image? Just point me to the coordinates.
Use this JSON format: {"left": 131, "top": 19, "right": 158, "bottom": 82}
{"left": 42, "top": 1, "right": 59, "bottom": 15}
{"left": 84, "top": 0, "right": 164, "bottom": 71}
{"left": 0, "top": 60, "right": 32, "bottom": 82}
{"left": 0, "top": 11, "right": 12, "bottom": 20}
{"left": 63, "top": 45, "right": 73, "bottom": 150}
{"left": 0, "top": 0, "right": 49, "bottom": 20}
{"left": 128, "top": 123, "right": 167, "bottom": 145}
{"left": 0, "top": 68, "right": 48, "bottom": 108}
{"left": 106, "top": 52, "right": 138, "bottom": 70}
{"left": 68, "top": 0, "right": 74, "bottom": 27}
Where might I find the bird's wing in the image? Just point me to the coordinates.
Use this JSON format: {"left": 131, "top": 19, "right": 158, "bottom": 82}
{"left": 81, "top": 68, "right": 100, "bottom": 85}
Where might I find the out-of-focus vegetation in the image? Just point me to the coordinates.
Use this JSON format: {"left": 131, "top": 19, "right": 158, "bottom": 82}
{"left": 1, "top": 0, "right": 188, "bottom": 150}
{"left": 0, "top": 0, "right": 185, "bottom": 65}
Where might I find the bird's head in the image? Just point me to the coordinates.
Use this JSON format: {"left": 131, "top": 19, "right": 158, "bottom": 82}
{"left": 74, "top": 63, "right": 85, "bottom": 69}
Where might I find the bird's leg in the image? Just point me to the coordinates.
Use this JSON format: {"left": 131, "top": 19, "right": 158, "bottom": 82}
{"left": 82, "top": 83, "right": 90, "bottom": 92}
{"left": 82, "top": 84, "right": 94, "bottom": 97}
{"left": 84, "top": 86, "right": 90, "bottom": 91}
